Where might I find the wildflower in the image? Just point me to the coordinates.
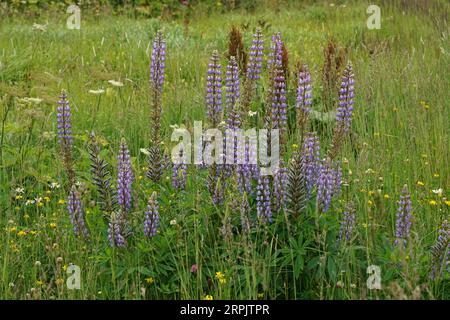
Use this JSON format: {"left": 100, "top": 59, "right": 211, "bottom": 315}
{"left": 445, "top": 200, "right": 450, "bottom": 207}
{"left": 302, "top": 132, "right": 321, "bottom": 196}
{"left": 67, "top": 186, "right": 89, "bottom": 239}
{"left": 15, "top": 187, "right": 24, "bottom": 194}
{"left": 248, "top": 110, "right": 257, "bottom": 117}
{"left": 49, "top": 223, "right": 57, "bottom": 229}
{"left": 206, "top": 50, "right": 223, "bottom": 127}
{"left": 433, "top": 173, "right": 440, "bottom": 178}
{"left": 417, "top": 181, "right": 425, "bottom": 187}
{"left": 429, "top": 200, "right": 437, "bottom": 206}
{"left": 145, "top": 277, "right": 154, "bottom": 285}
{"left": 257, "top": 293, "right": 264, "bottom": 299}
{"left": 108, "top": 80, "right": 124, "bottom": 87}
{"left": 225, "top": 56, "right": 240, "bottom": 121}
{"left": 394, "top": 185, "right": 413, "bottom": 247}
{"left": 296, "top": 64, "right": 312, "bottom": 132}
{"left": 169, "top": 219, "right": 177, "bottom": 226}
{"left": 256, "top": 176, "right": 272, "bottom": 223}
{"left": 432, "top": 188, "right": 443, "bottom": 196}
{"left": 215, "top": 271, "right": 227, "bottom": 284}
{"left": 338, "top": 203, "right": 356, "bottom": 243}
{"left": 57, "top": 199, "right": 65, "bottom": 205}
{"left": 117, "top": 139, "right": 134, "bottom": 214}
{"left": 384, "top": 194, "right": 390, "bottom": 199}
{"left": 144, "top": 192, "right": 160, "bottom": 237}
{"left": 190, "top": 264, "right": 198, "bottom": 273}
{"left": 44, "top": 196, "right": 50, "bottom": 202}
{"left": 36, "top": 280, "right": 44, "bottom": 286}
{"left": 368, "top": 200, "right": 374, "bottom": 206}
{"left": 317, "top": 158, "right": 340, "bottom": 212}
{"left": 32, "top": 23, "right": 47, "bottom": 32}
{"left": 17, "top": 230, "right": 27, "bottom": 237}
{"left": 203, "top": 295, "right": 213, "bottom": 300}
{"left": 150, "top": 30, "right": 166, "bottom": 96}
{"left": 140, "top": 148, "right": 150, "bottom": 156}
{"left": 57, "top": 91, "right": 75, "bottom": 186}
{"left": 34, "top": 261, "right": 41, "bottom": 267}
{"left": 108, "top": 211, "right": 126, "bottom": 248}
{"left": 15, "top": 195, "right": 23, "bottom": 200}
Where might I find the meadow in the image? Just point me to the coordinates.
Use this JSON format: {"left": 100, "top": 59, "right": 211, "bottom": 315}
{"left": 0, "top": 0, "right": 449, "bottom": 300}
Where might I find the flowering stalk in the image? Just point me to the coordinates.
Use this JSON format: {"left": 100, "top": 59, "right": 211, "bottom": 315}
{"left": 117, "top": 139, "right": 134, "bottom": 215}
{"left": 172, "top": 149, "right": 187, "bottom": 190}
{"left": 88, "top": 132, "right": 116, "bottom": 213}
{"left": 430, "top": 220, "right": 450, "bottom": 280}
{"left": 286, "top": 151, "right": 307, "bottom": 218}
{"left": 296, "top": 64, "right": 312, "bottom": 138}
{"left": 317, "top": 158, "right": 341, "bottom": 213}
{"left": 242, "top": 27, "right": 264, "bottom": 114}
{"left": 329, "top": 63, "right": 355, "bottom": 159}
{"left": 148, "top": 31, "right": 166, "bottom": 182}
{"left": 144, "top": 191, "right": 160, "bottom": 237}
{"left": 67, "top": 186, "right": 89, "bottom": 240}
{"left": 256, "top": 175, "right": 272, "bottom": 223}
{"left": 206, "top": 50, "right": 223, "bottom": 127}
{"left": 225, "top": 56, "right": 241, "bottom": 127}
{"left": 302, "top": 132, "right": 321, "bottom": 197}
{"left": 338, "top": 202, "right": 356, "bottom": 244}
{"left": 57, "top": 91, "right": 75, "bottom": 188}
{"left": 108, "top": 211, "right": 126, "bottom": 247}
{"left": 394, "top": 185, "right": 413, "bottom": 247}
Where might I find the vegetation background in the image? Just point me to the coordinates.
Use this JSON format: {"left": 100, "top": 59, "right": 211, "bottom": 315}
{"left": 0, "top": 0, "right": 449, "bottom": 299}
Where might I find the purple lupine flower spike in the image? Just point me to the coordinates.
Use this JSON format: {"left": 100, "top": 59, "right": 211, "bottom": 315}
{"left": 225, "top": 56, "right": 240, "bottom": 118}
{"left": 117, "top": 139, "right": 134, "bottom": 214}
{"left": 57, "top": 91, "right": 73, "bottom": 148}
{"left": 296, "top": 64, "right": 313, "bottom": 113}
{"left": 338, "top": 203, "right": 356, "bottom": 244}
{"left": 108, "top": 212, "right": 126, "bottom": 247}
{"left": 144, "top": 192, "right": 160, "bottom": 237}
{"left": 296, "top": 64, "right": 312, "bottom": 133}
{"left": 67, "top": 186, "right": 89, "bottom": 239}
{"left": 172, "top": 149, "right": 187, "bottom": 190}
{"left": 394, "top": 185, "right": 413, "bottom": 247}
{"left": 317, "top": 158, "right": 335, "bottom": 213}
{"left": 256, "top": 175, "right": 272, "bottom": 223}
{"left": 302, "top": 132, "right": 321, "bottom": 196}
{"left": 246, "top": 28, "right": 264, "bottom": 81}
{"left": 150, "top": 31, "right": 166, "bottom": 98}
{"left": 206, "top": 50, "right": 223, "bottom": 127}
{"left": 336, "top": 63, "right": 355, "bottom": 134}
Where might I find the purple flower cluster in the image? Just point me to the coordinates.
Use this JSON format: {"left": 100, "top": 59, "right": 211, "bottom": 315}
{"left": 150, "top": 31, "right": 166, "bottom": 96}
{"left": 394, "top": 185, "right": 413, "bottom": 247}
{"left": 317, "top": 158, "right": 341, "bottom": 212}
{"left": 296, "top": 64, "right": 312, "bottom": 115}
{"left": 57, "top": 91, "right": 73, "bottom": 148}
{"left": 302, "top": 132, "right": 321, "bottom": 196}
{"left": 256, "top": 175, "right": 272, "bottom": 223}
{"left": 206, "top": 50, "right": 223, "bottom": 126}
{"left": 268, "top": 32, "right": 283, "bottom": 69}
{"left": 172, "top": 149, "right": 187, "bottom": 190}
{"left": 117, "top": 139, "right": 134, "bottom": 213}
{"left": 273, "top": 165, "right": 287, "bottom": 213}
{"left": 336, "top": 64, "right": 355, "bottom": 134}
{"left": 225, "top": 56, "right": 240, "bottom": 116}
{"left": 246, "top": 28, "right": 264, "bottom": 81}
{"left": 338, "top": 205, "right": 356, "bottom": 243}
{"left": 144, "top": 192, "right": 160, "bottom": 237}
{"left": 67, "top": 186, "right": 89, "bottom": 239}
{"left": 236, "top": 142, "right": 254, "bottom": 195}
{"left": 108, "top": 212, "right": 126, "bottom": 247}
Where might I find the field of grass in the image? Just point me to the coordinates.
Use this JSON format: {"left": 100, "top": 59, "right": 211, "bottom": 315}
{"left": 0, "top": 1, "right": 449, "bottom": 300}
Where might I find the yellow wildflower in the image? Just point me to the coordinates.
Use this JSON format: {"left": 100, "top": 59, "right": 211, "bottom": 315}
{"left": 215, "top": 271, "right": 227, "bottom": 284}
{"left": 417, "top": 181, "right": 425, "bottom": 187}
{"left": 433, "top": 173, "right": 440, "bottom": 178}
{"left": 17, "top": 230, "right": 27, "bottom": 237}
{"left": 57, "top": 199, "right": 65, "bottom": 205}
{"left": 257, "top": 293, "right": 264, "bottom": 298}
{"left": 36, "top": 280, "right": 44, "bottom": 286}
{"left": 145, "top": 277, "right": 154, "bottom": 285}
{"left": 15, "top": 195, "right": 23, "bottom": 200}
{"left": 203, "top": 295, "right": 213, "bottom": 300}
{"left": 292, "top": 144, "right": 298, "bottom": 150}
{"left": 384, "top": 194, "right": 390, "bottom": 199}
{"left": 9, "top": 227, "right": 17, "bottom": 233}
{"left": 444, "top": 200, "right": 450, "bottom": 207}
{"left": 367, "top": 200, "right": 374, "bottom": 206}
{"left": 49, "top": 223, "right": 57, "bottom": 229}
{"left": 429, "top": 200, "right": 437, "bottom": 206}
{"left": 44, "top": 196, "right": 50, "bottom": 202}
